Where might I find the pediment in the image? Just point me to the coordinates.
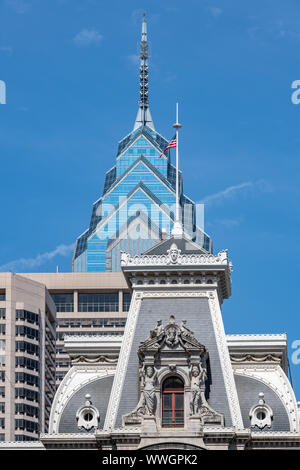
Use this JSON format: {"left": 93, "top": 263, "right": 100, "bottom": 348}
{"left": 138, "top": 315, "right": 207, "bottom": 358}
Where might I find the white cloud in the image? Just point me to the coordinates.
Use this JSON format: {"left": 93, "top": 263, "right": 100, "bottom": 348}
{"left": 208, "top": 7, "right": 223, "bottom": 18}
{"left": 0, "top": 243, "right": 74, "bottom": 272}
{"left": 247, "top": 19, "right": 300, "bottom": 41}
{"left": 127, "top": 54, "right": 140, "bottom": 65}
{"left": 163, "top": 73, "right": 177, "bottom": 83}
{"left": 206, "top": 218, "right": 241, "bottom": 229}
{"left": 0, "top": 46, "right": 13, "bottom": 55}
{"left": 201, "top": 182, "right": 253, "bottom": 204}
{"left": 73, "top": 29, "right": 103, "bottom": 47}
{"left": 216, "top": 218, "right": 241, "bottom": 227}
{"left": 200, "top": 180, "right": 271, "bottom": 205}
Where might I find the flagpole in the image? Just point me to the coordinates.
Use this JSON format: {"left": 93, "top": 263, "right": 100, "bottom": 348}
{"left": 172, "top": 102, "right": 183, "bottom": 238}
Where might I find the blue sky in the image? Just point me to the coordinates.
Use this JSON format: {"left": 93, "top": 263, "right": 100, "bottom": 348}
{"left": 1, "top": 0, "right": 300, "bottom": 397}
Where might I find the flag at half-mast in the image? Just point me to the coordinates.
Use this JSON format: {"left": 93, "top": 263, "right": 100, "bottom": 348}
{"left": 159, "top": 134, "right": 177, "bottom": 157}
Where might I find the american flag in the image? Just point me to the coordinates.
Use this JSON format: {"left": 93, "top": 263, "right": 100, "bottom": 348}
{"left": 159, "top": 134, "right": 177, "bottom": 157}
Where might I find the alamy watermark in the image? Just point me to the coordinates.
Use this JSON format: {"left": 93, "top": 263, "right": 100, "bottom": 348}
{"left": 92, "top": 200, "right": 205, "bottom": 242}
{"left": 291, "top": 80, "right": 300, "bottom": 104}
{"left": 291, "top": 340, "right": 300, "bottom": 365}
{"left": 0, "top": 80, "right": 6, "bottom": 104}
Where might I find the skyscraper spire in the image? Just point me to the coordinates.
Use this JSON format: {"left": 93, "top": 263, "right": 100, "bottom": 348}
{"left": 133, "top": 13, "right": 155, "bottom": 131}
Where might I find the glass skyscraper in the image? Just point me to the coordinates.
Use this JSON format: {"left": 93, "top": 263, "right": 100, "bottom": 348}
{"left": 73, "top": 15, "right": 212, "bottom": 273}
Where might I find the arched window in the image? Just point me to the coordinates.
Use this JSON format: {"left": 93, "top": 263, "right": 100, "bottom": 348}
{"left": 162, "top": 376, "right": 184, "bottom": 428}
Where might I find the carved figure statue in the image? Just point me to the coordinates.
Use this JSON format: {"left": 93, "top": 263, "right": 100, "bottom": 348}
{"left": 190, "top": 363, "right": 207, "bottom": 415}
{"left": 180, "top": 320, "right": 195, "bottom": 338}
{"left": 150, "top": 320, "right": 163, "bottom": 339}
{"left": 134, "top": 365, "right": 157, "bottom": 416}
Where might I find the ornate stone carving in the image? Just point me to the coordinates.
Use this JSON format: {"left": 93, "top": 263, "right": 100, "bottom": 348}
{"left": 72, "top": 355, "right": 119, "bottom": 364}
{"left": 123, "top": 315, "right": 224, "bottom": 428}
{"left": 230, "top": 353, "right": 281, "bottom": 364}
{"left": 138, "top": 315, "right": 206, "bottom": 356}
{"left": 167, "top": 243, "right": 181, "bottom": 264}
{"left": 120, "top": 248, "right": 230, "bottom": 268}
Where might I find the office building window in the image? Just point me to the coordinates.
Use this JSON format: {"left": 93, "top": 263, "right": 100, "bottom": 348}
{"left": 15, "top": 419, "right": 38, "bottom": 433}
{"left": 0, "top": 387, "right": 4, "bottom": 398}
{"left": 57, "top": 317, "right": 126, "bottom": 329}
{"left": 16, "top": 310, "right": 39, "bottom": 325}
{"left": 78, "top": 293, "right": 119, "bottom": 312}
{"left": 16, "top": 403, "right": 39, "bottom": 418}
{"left": 0, "top": 339, "right": 5, "bottom": 366}
{"left": 57, "top": 330, "right": 123, "bottom": 340}
{"left": 0, "top": 293, "right": 5, "bottom": 301}
{"left": 16, "top": 357, "right": 39, "bottom": 371}
{"left": 123, "top": 293, "right": 132, "bottom": 312}
{"left": 0, "top": 309, "right": 5, "bottom": 319}
{"left": 51, "top": 293, "right": 74, "bottom": 312}
{"left": 16, "top": 341, "right": 39, "bottom": 356}
{"left": 15, "top": 388, "right": 39, "bottom": 402}
{"left": 15, "top": 372, "right": 39, "bottom": 387}
{"left": 15, "top": 435, "right": 37, "bottom": 441}
{"left": 15, "top": 325, "right": 39, "bottom": 340}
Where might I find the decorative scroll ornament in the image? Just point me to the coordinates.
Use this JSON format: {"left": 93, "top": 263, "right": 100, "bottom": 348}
{"left": 72, "top": 355, "right": 119, "bottom": 364}
{"left": 230, "top": 353, "right": 281, "bottom": 364}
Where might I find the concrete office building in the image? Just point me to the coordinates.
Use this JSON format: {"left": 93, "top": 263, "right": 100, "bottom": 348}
{"left": 0, "top": 273, "right": 56, "bottom": 441}
{"left": 19, "top": 273, "right": 131, "bottom": 386}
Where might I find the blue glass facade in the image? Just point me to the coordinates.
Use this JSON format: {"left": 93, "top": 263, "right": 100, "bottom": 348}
{"left": 72, "top": 125, "right": 212, "bottom": 272}
{"left": 72, "top": 16, "right": 212, "bottom": 272}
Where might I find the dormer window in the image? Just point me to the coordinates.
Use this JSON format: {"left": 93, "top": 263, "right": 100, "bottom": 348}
{"left": 249, "top": 392, "right": 273, "bottom": 430}
{"left": 76, "top": 394, "right": 100, "bottom": 431}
